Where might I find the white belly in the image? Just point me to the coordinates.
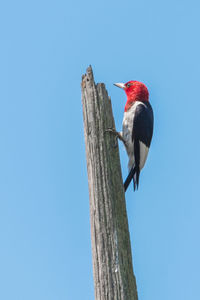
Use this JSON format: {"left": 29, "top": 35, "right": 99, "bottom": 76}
{"left": 122, "top": 101, "right": 149, "bottom": 170}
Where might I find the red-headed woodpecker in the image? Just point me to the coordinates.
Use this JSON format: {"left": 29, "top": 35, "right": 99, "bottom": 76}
{"left": 111, "top": 81, "right": 154, "bottom": 191}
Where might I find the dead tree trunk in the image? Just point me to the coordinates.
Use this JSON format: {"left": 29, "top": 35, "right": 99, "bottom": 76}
{"left": 81, "top": 66, "right": 138, "bottom": 300}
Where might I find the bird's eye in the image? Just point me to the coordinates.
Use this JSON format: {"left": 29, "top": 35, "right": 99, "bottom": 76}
{"left": 126, "top": 83, "right": 131, "bottom": 88}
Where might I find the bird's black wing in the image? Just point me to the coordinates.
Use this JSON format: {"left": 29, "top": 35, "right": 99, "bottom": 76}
{"left": 132, "top": 102, "right": 154, "bottom": 147}
{"left": 131, "top": 102, "right": 154, "bottom": 189}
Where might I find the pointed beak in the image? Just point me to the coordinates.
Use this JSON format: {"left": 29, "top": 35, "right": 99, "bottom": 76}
{"left": 113, "top": 83, "right": 125, "bottom": 89}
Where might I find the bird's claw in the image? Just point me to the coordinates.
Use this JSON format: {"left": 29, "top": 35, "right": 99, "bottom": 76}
{"left": 105, "top": 128, "right": 119, "bottom": 148}
{"left": 105, "top": 128, "right": 117, "bottom": 134}
{"left": 105, "top": 128, "right": 126, "bottom": 146}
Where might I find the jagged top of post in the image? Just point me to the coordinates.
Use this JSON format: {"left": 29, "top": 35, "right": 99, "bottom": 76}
{"left": 81, "top": 65, "right": 94, "bottom": 89}
{"left": 81, "top": 65, "right": 105, "bottom": 91}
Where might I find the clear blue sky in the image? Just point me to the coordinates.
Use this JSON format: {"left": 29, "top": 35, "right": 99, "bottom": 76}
{"left": 0, "top": 0, "right": 200, "bottom": 299}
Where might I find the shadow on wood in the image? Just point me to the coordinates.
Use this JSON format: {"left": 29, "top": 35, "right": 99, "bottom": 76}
{"left": 81, "top": 66, "right": 138, "bottom": 300}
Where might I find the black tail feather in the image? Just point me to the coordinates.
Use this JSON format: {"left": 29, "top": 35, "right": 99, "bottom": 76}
{"left": 124, "top": 166, "right": 140, "bottom": 192}
{"left": 124, "top": 138, "right": 141, "bottom": 192}
{"left": 133, "top": 138, "right": 140, "bottom": 191}
{"left": 134, "top": 167, "right": 140, "bottom": 190}
{"left": 124, "top": 167, "right": 135, "bottom": 192}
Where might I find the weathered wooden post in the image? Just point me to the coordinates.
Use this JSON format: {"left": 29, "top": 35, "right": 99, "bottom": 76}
{"left": 81, "top": 66, "right": 138, "bottom": 300}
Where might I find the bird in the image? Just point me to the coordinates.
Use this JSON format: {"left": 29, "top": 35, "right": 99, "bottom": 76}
{"left": 108, "top": 80, "right": 154, "bottom": 191}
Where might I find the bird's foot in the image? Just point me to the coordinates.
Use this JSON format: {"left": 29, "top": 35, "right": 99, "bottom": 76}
{"left": 105, "top": 128, "right": 126, "bottom": 147}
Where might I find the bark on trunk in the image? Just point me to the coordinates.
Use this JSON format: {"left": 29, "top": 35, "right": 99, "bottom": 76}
{"left": 81, "top": 66, "right": 138, "bottom": 300}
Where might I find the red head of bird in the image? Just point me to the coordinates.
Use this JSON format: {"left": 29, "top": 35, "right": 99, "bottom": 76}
{"left": 114, "top": 81, "right": 149, "bottom": 111}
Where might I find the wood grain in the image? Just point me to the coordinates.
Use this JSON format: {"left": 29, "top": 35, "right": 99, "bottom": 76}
{"left": 81, "top": 66, "right": 138, "bottom": 300}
